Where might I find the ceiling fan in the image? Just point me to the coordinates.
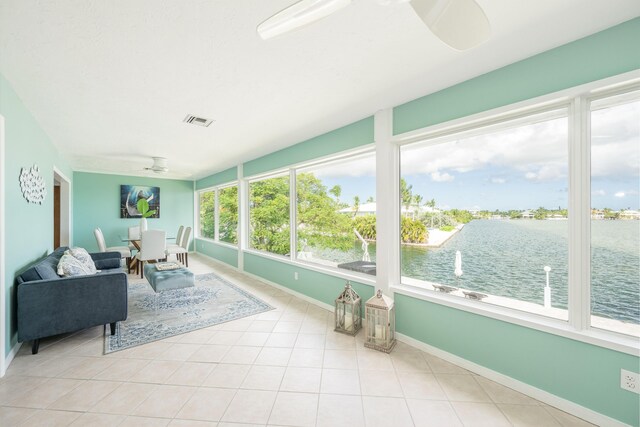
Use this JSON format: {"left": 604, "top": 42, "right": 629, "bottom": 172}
{"left": 257, "top": 0, "right": 491, "bottom": 51}
{"left": 144, "top": 157, "right": 169, "bottom": 174}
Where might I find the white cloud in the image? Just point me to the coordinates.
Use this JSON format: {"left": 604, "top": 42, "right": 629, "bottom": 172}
{"left": 491, "top": 177, "right": 506, "bottom": 184}
{"left": 431, "top": 171, "right": 454, "bottom": 182}
{"left": 591, "top": 101, "right": 640, "bottom": 178}
{"left": 592, "top": 189, "right": 606, "bottom": 196}
{"left": 401, "top": 115, "right": 569, "bottom": 179}
{"left": 614, "top": 191, "right": 626, "bottom": 198}
{"left": 312, "top": 154, "right": 376, "bottom": 178}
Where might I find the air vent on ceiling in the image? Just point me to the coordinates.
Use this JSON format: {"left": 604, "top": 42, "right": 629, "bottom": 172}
{"left": 183, "top": 114, "right": 213, "bottom": 127}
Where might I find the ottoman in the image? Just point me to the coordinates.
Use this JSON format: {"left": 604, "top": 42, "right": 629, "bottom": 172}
{"left": 144, "top": 263, "right": 195, "bottom": 293}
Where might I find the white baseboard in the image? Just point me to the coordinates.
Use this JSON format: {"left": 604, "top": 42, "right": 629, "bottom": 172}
{"left": 195, "top": 251, "right": 627, "bottom": 427}
{"left": 395, "top": 332, "right": 627, "bottom": 427}
{"left": 242, "top": 270, "right": 335, "bottom": 313}
{"left": 2, "top": 342, "right": 22, "bottom": 377}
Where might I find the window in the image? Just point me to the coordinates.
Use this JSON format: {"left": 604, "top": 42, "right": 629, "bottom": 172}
{"left": 218, "top": 185, "right": 238, "bottom": 244}
{"left": 197, "top": 183, "right": 238, "bottom": 245}
{"left": 296, "top": 152, "right": 376, "bottom": 274}
{"left": 249, "top": 174, "right": 290, "bottom": 256}
{"left": 590, "top": 92, "right": 640, "bottom": 337}
{"left": 199, "top": 190, "right": 215, "bottom": 239}
{"left": 400, "top": 109, "right": 570, "bottom": 320}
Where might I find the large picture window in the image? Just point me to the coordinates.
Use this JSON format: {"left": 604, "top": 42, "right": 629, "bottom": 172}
{"left": 590, "top": 92, "right": 640, "bottom": 337}
{"left": 249, "top": 174, "right": 290, "bottom": 256}
{"left": 400, "top": 109, "right": 570, "bottom": 320}
{"left": 296, "top": 152, "right": 376, "bottom": 275}
{"left": 197, "top": 183, "right": 238, "bottom": 246}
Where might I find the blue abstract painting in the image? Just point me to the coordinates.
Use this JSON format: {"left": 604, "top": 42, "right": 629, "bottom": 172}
{"left": 120, "top": 185, "right": 160, "bottom": 218}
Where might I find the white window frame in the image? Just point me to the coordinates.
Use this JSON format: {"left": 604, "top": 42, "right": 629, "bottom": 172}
{"left": 293, "top": 150, "right": 378, "bottom": 276}
{"left": 245, "top": 170, "right": 292, "bottom": 260}
{"left": 390, "top": 70, "right": 640, "bottom": 356}
{"left": 196, "top": 181, "right": 239, "bottom": 248}
{"left": 243, "top": 147, "right": 378, "bottom": 286}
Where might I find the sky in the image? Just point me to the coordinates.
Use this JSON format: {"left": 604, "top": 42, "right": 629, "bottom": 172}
{"left": 310, "top": 100, "right": 639, "bottom": 212}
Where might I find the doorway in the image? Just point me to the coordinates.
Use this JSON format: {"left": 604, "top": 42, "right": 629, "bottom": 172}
{"left": 53, "top": 168, "right": 70, "bottom": 248}
{"left": 1, "top": 115, "right": 5, "bottom": 375}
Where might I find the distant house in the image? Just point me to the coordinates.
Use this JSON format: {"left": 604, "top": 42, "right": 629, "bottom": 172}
{"left": 591, "top": 210, "right": 605, "bottom": 220}
{"left": 338, "top": 202, "right": 377, "bottom": 216}
{"left": 521, "top": 210, "right": 534, "bottom": 219}
{"left": 338, "top": 202, "right": 442, "bottom": 218}
{"left": 619, "top": 209, "right": 640, "bottom": 220}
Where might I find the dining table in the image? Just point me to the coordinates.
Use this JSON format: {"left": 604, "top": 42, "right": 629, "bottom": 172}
{"left": 120, "top": 235, "right": 176, "bottom": 271}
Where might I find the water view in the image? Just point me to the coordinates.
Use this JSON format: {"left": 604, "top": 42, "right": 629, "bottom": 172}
{"left": 312, "top": 219, "right": 639, "bottom": 325}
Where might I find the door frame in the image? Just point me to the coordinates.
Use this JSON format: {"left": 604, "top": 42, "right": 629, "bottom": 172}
{"left": 0, "top": 114, "right": 5, "bottom": 376}
{"left": 53, "top": 167, "right": 71, "bottom": 248}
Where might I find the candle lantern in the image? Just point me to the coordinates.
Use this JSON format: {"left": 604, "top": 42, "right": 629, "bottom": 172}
{"left": 364, "top": 289, "right": 396, "bottom": 353}
{"left": 334, "top": 281, "right": 361, "bottom": 335}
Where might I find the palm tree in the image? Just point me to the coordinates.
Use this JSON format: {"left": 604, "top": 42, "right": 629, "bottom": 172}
{"left": 329, "top": 185, "right": 342, "bottom": 203}
{"left": 353, "top": 196, "right": 360, "bottom": 217}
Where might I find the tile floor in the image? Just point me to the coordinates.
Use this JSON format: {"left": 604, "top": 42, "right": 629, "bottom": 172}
{"left": 0, "top": 254, "right": 594, "bottom": 427}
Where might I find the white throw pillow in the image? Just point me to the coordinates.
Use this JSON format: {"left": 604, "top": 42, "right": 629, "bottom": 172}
{"left": 66, "top": 247, "right": 97, "bottom": 274}
{"left": 57, "top": 253, "right": 94, "bottom": 277}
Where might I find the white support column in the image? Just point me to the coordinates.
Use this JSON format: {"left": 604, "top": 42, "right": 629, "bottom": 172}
{"left": 289, "top": 169, "right": 297, "bottom": 261}
{"left": 375, "top": 109, "right": 399, "bottom": 295}
{"left": 0, "top": 115, "right": 5, "bottom": 376}
{"left": 193, "top": 181, "right": 197, "bottom": 253}
{"left": 568, "top": 96, "right": 591, "bottom": 330}
{"left": 214, "top": 188, "right": 220, "bottom": 242}
{"left": 238, "top": 164, "right": 246, "bottom": 272}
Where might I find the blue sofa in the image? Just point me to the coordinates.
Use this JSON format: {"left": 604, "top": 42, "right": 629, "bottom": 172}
{"left": 16, "top": 247, "right": 128, "bottom": 354}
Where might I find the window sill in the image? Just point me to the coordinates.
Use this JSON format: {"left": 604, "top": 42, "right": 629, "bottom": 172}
{"left": 195, "top": 237, "right": 238, "bottom": 250}
{"left": 243, "top": 249, "right": 377, "bottom": 287}
{"left": 392, "top": 283, "right": 640, "bottom": 356}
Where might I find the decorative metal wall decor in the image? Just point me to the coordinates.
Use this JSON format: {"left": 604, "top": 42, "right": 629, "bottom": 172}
{"left": 19, "top": 165, "right": 47, "bottom": 204}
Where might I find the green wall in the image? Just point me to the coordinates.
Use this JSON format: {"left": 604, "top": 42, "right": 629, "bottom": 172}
{"left": 196, "top": 239, "right": 238, "bottom": 268}
{"left": 394, "top": 17, "right": 640, "bottom": 134}
{"left": 73, "top": 172, "right": 194, "bottom": 252}
{"left": 1, "top": 74, "right": 74, "bottom": 356}
{"left": 243, "top": 116, "right": 374, "bottom": 177}
{"left": 195, "top": 166, "right": 237, "bottom": 190}
{"left": 244, "top": 253, "right": 374, "bottom": 306}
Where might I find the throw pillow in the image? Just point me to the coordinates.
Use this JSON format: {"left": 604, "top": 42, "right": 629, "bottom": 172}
{"left": 67, "top": 247, "right": 98, "bottom": 274}
{"left": 57, "top": 253, "right": 94, "bottom": 277}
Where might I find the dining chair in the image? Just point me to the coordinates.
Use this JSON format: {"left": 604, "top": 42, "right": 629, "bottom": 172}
{"left": 165, "top": 226, "right": 184, "bottom": 254}
{"left": 128, "top": 225, "right": 141, "bottom": 253}
{"left": 94, "top": 227, "right": 132, "bottom": 273}
{"left": 166, "top": 226, "right": 191, "bottom": 266}
{"left": 135, "top": 229, "right": 167, "bottom": 278}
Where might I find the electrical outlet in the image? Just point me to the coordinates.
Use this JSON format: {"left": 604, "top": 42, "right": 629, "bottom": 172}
{"left": 294, "top": 272, "right": 298, "bottom": 280}
{"left": 621, "top": 369, "right": 640, "bottom": 394}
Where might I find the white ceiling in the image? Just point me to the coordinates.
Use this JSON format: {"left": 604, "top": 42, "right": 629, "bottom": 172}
{"left": 1, "top": 1, "right": 639, "bottom": 180}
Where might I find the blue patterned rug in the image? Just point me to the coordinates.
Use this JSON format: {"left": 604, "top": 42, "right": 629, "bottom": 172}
{"left": 104, "top": 272, "right": 274, "bottom": 353}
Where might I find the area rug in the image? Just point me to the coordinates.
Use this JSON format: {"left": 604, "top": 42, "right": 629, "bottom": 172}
{"left": 104, "top": 272, "right": 274, "bottom": 353}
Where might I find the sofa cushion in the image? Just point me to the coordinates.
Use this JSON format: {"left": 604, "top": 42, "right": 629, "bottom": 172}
{"left": 66, "top": 247, "right": 97, "bottom": 274}
{"left": 57, "top": 253, "right": 95, "bottom": 277}
{"left": 17, "top": 247, "right": 68, "bottom": 283}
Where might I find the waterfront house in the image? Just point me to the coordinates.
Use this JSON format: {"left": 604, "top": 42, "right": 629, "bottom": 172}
{"left": 1, "top": 3, "right": 638, "bottom": 426}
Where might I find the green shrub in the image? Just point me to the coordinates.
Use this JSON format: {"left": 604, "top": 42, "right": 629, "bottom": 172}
{"left": 401, "top": 217, "right": 428, "bottom": 243}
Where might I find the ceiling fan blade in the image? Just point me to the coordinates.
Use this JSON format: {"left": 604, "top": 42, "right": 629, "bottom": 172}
{"left": 410, "top": 0, "right": 491, "bottom": 50}
{"left": 257, "top": 0, "right": 352, "bottom": 40}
